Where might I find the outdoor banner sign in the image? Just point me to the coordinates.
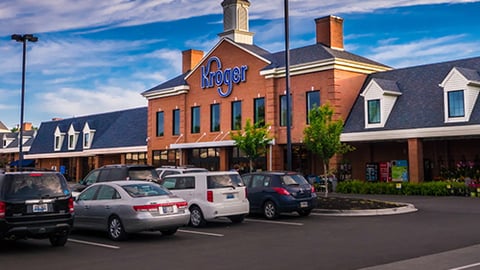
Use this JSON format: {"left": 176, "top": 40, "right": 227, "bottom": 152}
{"left": 391, "top": 160, "right": 408, "bottom": 182}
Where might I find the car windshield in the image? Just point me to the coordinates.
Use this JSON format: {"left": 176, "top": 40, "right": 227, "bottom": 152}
{"left": 281, "top": 174, "right": 309, "bottom": 186}
{"left": 128, "top": 169, "right": 159, "bottom": 181}
{"left": 207, "top": 174, "right": 244, "bottom": 189}
{"left": 122, "top": 183, "right": 171, "bottom": 197}
{"left": 4, "top": 173, "right": 69, "bottom": 200}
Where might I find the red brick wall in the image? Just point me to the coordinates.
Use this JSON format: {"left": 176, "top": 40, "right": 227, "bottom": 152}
{"left": 147, "top": 40, "right": 373, "bottom": 172}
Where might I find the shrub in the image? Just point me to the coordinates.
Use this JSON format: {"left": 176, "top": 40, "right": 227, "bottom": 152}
{"left": 336, "top": 180, "right": 475, "bottom": 196}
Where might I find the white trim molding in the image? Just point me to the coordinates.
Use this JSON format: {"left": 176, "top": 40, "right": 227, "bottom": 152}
{"left": 341, "top": 125, "right": 480, "bottom": 142}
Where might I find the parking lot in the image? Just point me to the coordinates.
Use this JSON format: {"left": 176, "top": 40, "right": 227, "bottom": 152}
{"left": 1, "top": 195, "right": 480, "bottom": 270}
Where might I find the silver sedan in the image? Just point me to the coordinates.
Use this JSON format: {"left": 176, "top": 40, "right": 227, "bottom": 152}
{"left": 74, "top": 180, "right": 190, "bottom": 240}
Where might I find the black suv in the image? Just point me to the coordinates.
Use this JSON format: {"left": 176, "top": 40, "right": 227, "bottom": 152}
{"left": 71, "top": 164, "right": 160, "bottom": 194}
{"left": 0, "top": 171, "right": 74, "bottom": 246}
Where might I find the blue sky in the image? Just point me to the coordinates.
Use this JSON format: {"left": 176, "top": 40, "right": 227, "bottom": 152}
{"left": 1, "top": 0, "right": 480, "bottom": 129}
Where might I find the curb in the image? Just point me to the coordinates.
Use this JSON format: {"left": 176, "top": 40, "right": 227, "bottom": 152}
{"left": 312, "top": 202, "right": 418, "bottom": 216}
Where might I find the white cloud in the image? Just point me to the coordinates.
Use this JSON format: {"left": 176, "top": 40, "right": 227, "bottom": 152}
{"left": 34, "top": 85, "right": 147, "bottom": 118}
{"left": 365, "top": 35, "right": 480, "bottom": 67}
{"left": 2, "top": 1, "right": 479, "bottom": 36}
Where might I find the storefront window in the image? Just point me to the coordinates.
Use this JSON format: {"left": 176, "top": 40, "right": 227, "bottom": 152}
{"left": 156, "top": 111, "right": 164, "bottom": 137}
{"left": 254, "top": 98, "right": 265, "bottom": 126}
{"left": 126, "top": 152, "right": 148, "bottom": 164}
{"left": 191, "top": 106, "right": 200, "bottom": 133}
{"left": 306, "top": 91, "right": 320, "bottom": 124}
{"left": 173, "top": 109, "right": 180, "bottom": 135}
{"left": 448, "top": 90, "right": 465, "bottom": 117}
{"left": 152, "top": 150, "right": 178, "bottom": 167}
{"left": 211, "top": 103, "right": 220, "bottom": 132}
{"left": 368, "top": 99, "right": 381, "bottom": 124}
{"left": 232, "top": 101, "right": 242, "bottom": 130}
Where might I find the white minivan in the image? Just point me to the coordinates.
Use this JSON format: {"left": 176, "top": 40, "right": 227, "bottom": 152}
{"left": 162, "top": 171, "right": 249, "bottom": 227}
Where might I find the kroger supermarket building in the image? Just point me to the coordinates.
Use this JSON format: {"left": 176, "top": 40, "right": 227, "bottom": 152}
{"left": 141, "top": 0, "right": 390, "bottom": 177}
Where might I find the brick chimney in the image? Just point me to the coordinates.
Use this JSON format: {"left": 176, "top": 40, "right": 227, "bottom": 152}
{"left": 182, "top": 49, "right": 204, "bottom": 73}
{"left": 22, "top": 122, "right": 32, "bottom": 131}
{"left": 315, "top": 15, "right": 344, "bottom": 50}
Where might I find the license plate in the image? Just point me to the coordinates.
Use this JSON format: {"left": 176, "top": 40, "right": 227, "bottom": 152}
{"left": 33, "top": 204, "right": 48, "bottom": 213}
{"left": 300, "top": 201, "right": 309, "bottom": 208}
{"left": 226, "top": 194, "right": 234, "bottom": 199}
{"left": 162, "top": 206, "right": 173, "bottom": 214}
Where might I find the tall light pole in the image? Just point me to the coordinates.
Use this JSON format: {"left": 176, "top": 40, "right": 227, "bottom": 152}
{"left": 284, "top": 0, "right": 292, "bottom": 171}
{"left": 11, "top": 34, "right": 38, "bottom": 170}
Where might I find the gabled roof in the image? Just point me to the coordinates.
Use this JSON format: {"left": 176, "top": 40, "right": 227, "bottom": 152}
{"left": 142, "top": 72, "right": 188, "bottom": 94}
{"left": 142, "top": 40, "right": 389, "bottom": 96}
{"left": 371, "top": 78, "right": 400, "bottom": 93}
{"left": 456, "top": 67, "right": 480, "bottom": 82}
{"left": 28, "top": 107, "right": 147, "bottom": 155}
{"left": 343, "top": 56, "right": 480, "bottom": 138}
{"left": 0, "top": 121, "right": 9, "bottom": 132}
{"left": 263, "top": 43, "right": 388, "bottom": 70}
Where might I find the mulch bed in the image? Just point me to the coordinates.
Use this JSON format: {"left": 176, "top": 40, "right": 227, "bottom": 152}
{"left": 317, "top": 196, "right": 402, "bottom": 210}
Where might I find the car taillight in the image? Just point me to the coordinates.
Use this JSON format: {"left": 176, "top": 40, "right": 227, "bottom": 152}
{"left": 68, "top": 197, "right": 74, "bottom": 213}
{"left": 133, "top": 202, "right": 188, "bottom": 212}
{"left": 29, "top": 173, "right": 43, "bottom": 177}
{"left": 207, "top": 191, "right": 213, "bottom": 202}
{"left": 176, "top": 201, "right": 188, "bottom": 209}
{"left": 311, "top": 186, "right": 315, "bottom": 193}
{"left": 273, "top": 187, "right": 290, "bottom": 196}
{"left": 0, "top": 201, "right": 5, "bottom": 218}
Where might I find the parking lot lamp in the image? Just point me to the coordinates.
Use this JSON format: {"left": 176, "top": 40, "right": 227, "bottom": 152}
{"left": 11, "top": 34, "right": 38, "bottom": 170}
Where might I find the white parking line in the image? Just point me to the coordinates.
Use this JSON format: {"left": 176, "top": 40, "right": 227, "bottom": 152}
{"left": 244, "top": 218, "right": 303, "bottom": 226}
{"left": 449, "top": 262, "right": 480, "bottom": 270}
{"left": 68, "top": 238, "right": 120, "bottom": 249}
{"left": 177, "top": 229, "right": 224, "bottom": 237}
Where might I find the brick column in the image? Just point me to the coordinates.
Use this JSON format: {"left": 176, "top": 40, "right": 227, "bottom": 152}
{"left": 408, "top": 138, "right": 424, "bottom": 183}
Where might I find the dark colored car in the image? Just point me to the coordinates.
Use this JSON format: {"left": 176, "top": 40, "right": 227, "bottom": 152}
{"left": 241, "top": 171, "right": 317, "bottom": 219}
{"left": 0, "top": 171, "right": 74, "bottom": 246}
{"left": 71, "top": 164, "right": 160, "bottom": 195}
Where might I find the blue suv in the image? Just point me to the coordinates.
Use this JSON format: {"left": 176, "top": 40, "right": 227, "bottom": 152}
{"left": 241, "top": 171, "right": 317, "bottom": 219}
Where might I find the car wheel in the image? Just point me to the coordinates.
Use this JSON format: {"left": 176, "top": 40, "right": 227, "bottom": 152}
{"left": 160, "top": 228, "right": 178, "bottom": 236}
{"left": 297, "top": 209, "right": 312, "bottom": 217}
{"left": 49, "top": 234, "right": 68, "bottom": 247}
{"left": 189, "top": 206, "right": 206, "bottom": 227}
{"left": 108, "top": 216, "right": 127, "bottom": 241}
{"left": 263, "top": 200, "right": 278, "bottom": 219}
{"left": 229, "top": 214, "right": 245, "bottom": 224}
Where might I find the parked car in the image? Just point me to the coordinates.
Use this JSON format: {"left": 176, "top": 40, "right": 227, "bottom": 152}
{"left": 156, "top": 166, "right": 208, "bottom": 181}
{"left": 71, "top": 164, "right": 160, "bottom": 196}
{"left": 241, "top": 171, "right": 317, "bottom": 219}
{"left": 0, "top": 171, "right": 74, "bottom": 246}
{"left": 74, "top": 180, "right": 190, "bottom": 240}
{"left": 162, "top": 171, "right": 249, "bottom": 227}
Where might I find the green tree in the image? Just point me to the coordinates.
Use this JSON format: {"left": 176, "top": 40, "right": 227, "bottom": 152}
{"left": 231, "top": 119, "right": 273, "bottom": 172}
{"left": 303, "top": 104, "right": 354, "bottom": 196}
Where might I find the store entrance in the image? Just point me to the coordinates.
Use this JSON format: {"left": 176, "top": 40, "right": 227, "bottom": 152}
{"left": 284, "top": 144, "right": 311, "bottom": 175}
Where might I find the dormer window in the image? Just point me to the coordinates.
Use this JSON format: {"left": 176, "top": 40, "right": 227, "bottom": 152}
{"left": 2, "top": 138, "right": 6, "bottom": 148}
{"left": 361, "top": 79, "right": 401, "bottom": 129}
{"left": 440, "top": 67, "right": 480, "bottom": 123}
{"left": 54, "top": 126, "right": 65, "bottom": 151}
{"left": 367, "top": 99, "right": 381, "bottom": 124}
{"left": 67, "top": 124, "right": 79, "bottom": 150}
{"left": 447, "top": 90, "right": 465, "bottom": 118}
{"left": 82, "top": 122, "right": 95, "bottom": 149}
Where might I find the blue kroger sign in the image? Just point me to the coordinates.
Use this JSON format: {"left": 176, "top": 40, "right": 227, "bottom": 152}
{"left": 201, "top": 56, "right": 248, "bottom": 97}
